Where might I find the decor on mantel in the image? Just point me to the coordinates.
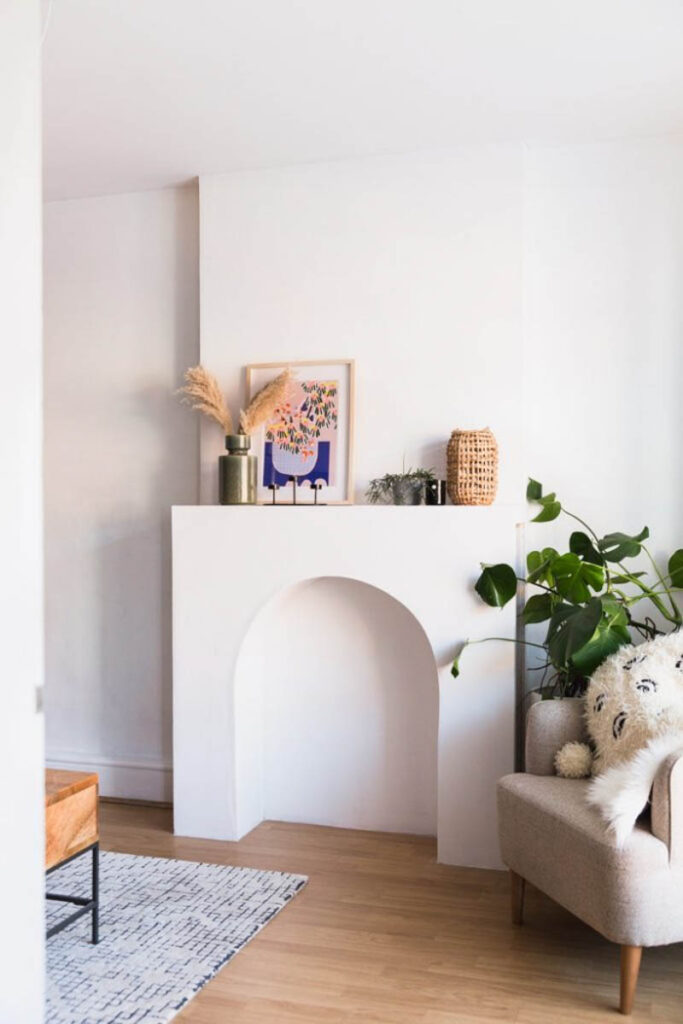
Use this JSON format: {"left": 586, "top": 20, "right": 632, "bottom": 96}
{"left": 452, "top": 478, "right": 683, "bottom": 698}
{"left": 178, "top": 365, "right": 292, "bottom": 505}
{"left": 366, "top": 467, "right": 436, "bottom": 506}
{"left": 219, "top": 432, "right": 257, "bottom": 505}
{"left": 246, "top": 360, "right": 355, "bottom": 504}
{"left": 267, "top": 478, "right": 327, "bottom": 506}
{"left": 425, "top": 479, "right": 447, "bottom": 505}
{"left": 446, "top": 427, "right": 498, "bottom": 505}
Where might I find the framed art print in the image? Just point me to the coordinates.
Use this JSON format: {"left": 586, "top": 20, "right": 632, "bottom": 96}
{"left": 245, "top": 359, "right": 355, "bottom": 504}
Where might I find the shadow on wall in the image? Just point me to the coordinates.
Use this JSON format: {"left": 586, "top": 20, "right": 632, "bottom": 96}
{"left": 94, "top": 373, "right": 198, "bottom": 764}
{"left": 43, "top": 185, "right": 199, "bottom": 777}
{"left": 96, "top": 522, "right": 165, "bottom": 755}
{"left": 235, "top": 576, "right": 439, "bottom": 836}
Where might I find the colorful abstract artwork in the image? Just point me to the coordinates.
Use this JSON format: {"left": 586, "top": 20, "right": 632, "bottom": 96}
{"left": 246, "top": 361, "right": 355, "bottom": 503}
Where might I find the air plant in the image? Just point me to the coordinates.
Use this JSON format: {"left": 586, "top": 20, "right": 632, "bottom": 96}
{"left": 178, "top": 365, "right": 292, "bottom": 436}
{"left": 366, "top": 466, "right": 436, "bottom": 505}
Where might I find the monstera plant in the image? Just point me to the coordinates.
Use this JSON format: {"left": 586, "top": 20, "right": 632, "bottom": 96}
{"left": 452, "top": 479, "right": 683, "bottom": 696}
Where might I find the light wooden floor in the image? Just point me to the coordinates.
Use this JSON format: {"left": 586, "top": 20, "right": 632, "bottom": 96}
{"left": 100, "top": 803, "right": 683, "bottom": 1022}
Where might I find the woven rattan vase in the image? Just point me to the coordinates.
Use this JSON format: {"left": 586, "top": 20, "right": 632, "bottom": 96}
{"left": 446, "top": 428, "right": 498, "bottom": 505}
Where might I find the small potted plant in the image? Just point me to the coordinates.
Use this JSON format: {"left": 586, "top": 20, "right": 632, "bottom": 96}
{"left": 366, "top": 466, "right": 436, "bottom": 506}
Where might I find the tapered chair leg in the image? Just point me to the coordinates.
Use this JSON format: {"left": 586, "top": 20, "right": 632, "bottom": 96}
{"left": 619, "top": 945, "right": 642, "bottom": 1015}
{"left": 510, "top": 870, "right": 525, "bottom": 926}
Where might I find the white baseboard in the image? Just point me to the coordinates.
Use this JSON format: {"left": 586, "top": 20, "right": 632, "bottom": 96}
{"left": 46, "top": 750, "right": 172, "bottom": 803}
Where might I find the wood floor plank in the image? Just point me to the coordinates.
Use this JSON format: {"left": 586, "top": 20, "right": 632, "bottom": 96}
{"left": 98, "top": 805, "right": 683, "bottom": 1022}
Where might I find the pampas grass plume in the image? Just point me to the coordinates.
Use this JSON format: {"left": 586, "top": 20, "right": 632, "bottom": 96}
{"left": 177, "top": 365, "right": 234, "bottom": 434}
{"left": 240, "top": 367, "right": 293, "bottom": 435}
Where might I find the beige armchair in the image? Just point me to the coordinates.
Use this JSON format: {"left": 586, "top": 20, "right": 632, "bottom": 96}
{"left": 497, "top": 698, "right": 683, "bottom": 1015}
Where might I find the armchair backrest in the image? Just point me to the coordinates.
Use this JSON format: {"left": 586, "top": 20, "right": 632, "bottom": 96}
{"left": 525, "top": 697, "right": 588, "bottom": 775}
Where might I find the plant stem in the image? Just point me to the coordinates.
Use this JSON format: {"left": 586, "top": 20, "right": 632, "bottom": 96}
{"left": 616, "top": 560, "right": 679, "bottom": 623}
{"left": 466, "top": 636, "right": 548, "bottom": 651}
{"left": 562, "top": 507, "right": 612, "bottom": 589}
{"left": 562, "top": 508, "right": 600, "bottom": 545}
{"left": 517, "top": 576, "right": 556, "bottom": 595}
{"left": 641, "top": 545, "right": 682, "bottom": 624}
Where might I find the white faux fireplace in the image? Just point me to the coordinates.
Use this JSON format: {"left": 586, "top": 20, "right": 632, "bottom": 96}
{"left": 172, "top": 504, "right": 520, "bottom": 868}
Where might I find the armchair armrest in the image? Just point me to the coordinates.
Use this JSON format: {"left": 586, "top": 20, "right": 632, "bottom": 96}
{"left": 525, "top": 698, "right": 587, "bottom": 775}
{"left": 651, "top": 752, "right": 683, "bottom": 861}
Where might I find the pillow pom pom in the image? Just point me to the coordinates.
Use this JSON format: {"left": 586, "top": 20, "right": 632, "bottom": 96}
{"left": 555, "top": 741, "right": 593, "bottom": 779}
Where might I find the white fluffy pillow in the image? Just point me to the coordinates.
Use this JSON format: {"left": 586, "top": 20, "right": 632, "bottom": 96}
{"left": 584, "top": 632, "right": 683, "bottom": 775}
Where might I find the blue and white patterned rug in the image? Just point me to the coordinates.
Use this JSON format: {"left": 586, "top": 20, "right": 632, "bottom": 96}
{"left": 46, "top": 850, "right": 307, "bottom": 1024}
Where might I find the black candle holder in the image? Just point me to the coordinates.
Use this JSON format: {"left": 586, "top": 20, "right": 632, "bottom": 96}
{"left": 425, "top": 479, "right": 447, "bottom": 505}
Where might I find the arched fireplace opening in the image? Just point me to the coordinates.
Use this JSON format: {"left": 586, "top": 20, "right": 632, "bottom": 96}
{"left": 234, "top": 576, "right": 439, "bottom": 837}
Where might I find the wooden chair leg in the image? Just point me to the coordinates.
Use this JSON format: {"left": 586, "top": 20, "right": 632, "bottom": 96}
{"left": 510, "top": 870, "right": 525, "bottom": 926}
{"left": 619, "top": 945, "right": 642, "bottom": 1015}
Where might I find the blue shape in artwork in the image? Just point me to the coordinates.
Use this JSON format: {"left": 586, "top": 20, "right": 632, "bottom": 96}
{"left": 263, "top": 441, "right": 331, "bottom": 487}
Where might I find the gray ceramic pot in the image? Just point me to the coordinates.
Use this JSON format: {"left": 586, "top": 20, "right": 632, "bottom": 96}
{"left": 391, "top": 479, "right": 423, "bottom": 505}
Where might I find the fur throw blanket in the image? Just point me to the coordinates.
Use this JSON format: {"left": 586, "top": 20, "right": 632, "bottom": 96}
{"left": 555, "top": 633, "right": 683, "bottom": 845}
{"left": 587, "top": 732, "right": 683, "bottom": 845}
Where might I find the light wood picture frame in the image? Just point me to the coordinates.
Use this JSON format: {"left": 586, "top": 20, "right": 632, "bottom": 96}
{"left": 245, "top": 359, "right": 355, "bottom": 504}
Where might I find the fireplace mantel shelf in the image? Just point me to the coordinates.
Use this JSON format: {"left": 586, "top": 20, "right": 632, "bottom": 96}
{"left": 174, "top": 502, "right": 522, "bottom": 511}
{"left": 172, "top": 502, "right": 523, "bottom": 868}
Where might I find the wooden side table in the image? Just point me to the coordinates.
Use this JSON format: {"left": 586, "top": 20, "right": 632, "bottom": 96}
{"left": 45, "top": 769, "right": 100, "bottom": 944}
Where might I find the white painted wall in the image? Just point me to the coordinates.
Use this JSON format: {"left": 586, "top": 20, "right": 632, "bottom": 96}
{"left": 198, "top": 147, "right": 526, "bottom": 505}
{"left": 43, "top": 187, "right": 199, "bottom": 799}
{"left": 524, "top": 140, "right": 683, "bottom": 563}
{"left": 0, "top": 1, "right": 45, "bottom": 1019}
{"left": 199, "top": 139, "right": 683, "bottom": 551}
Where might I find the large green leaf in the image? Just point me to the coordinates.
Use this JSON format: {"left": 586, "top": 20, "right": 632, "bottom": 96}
{"left": 599, "top": 596, "right": 630, "bottom": 624}
{"left": 547, "top": 598, "right": 602, "bottom": 666}
{"left": 551, "top": 553, "right": 605, "bottom": 603}
{"left": 526, "top": 547, "right": 558, "bottom": 585}
{"left": 532, "top": 500, "right": 561, "bottom": 523}
{"left": 474, "top": 564, "right": 517, "bottom": 608}
{"left": 570, "top": 598, "right": 631, "bottom": 676}
{"left": 598, "top": 527, "right": 649, "bottom": 562}
{"left": 526, "top": 478, "right": 543, "bottom": 501}
{"left": 569, "top": 531, "right": 604, "bottom": 565}
{"left": 668, "top": 549, "right": 683, "bottom": 588}
{"left": 570, "top": 625, "right": 630, "bottom": 676}
{"left": 522, "top": 593, "right": 553, "bottom": 624}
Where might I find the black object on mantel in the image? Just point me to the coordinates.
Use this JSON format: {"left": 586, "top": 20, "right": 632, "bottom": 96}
{"left": 267, "top": 478, "right": 328, "bottom": 506}
{"left": 425, "top": 479, "right": 447, "bottom": 505}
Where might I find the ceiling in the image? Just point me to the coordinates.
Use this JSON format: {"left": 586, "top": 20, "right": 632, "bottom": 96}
{"left": 43, "top": 0, "right": 683, "bottom": 201}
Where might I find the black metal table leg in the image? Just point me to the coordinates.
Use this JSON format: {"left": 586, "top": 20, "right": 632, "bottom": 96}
{"left": 91, "top": 841, "right": 99, "bottom": 944}
{"left": 46, "top": 840, "right": 100, "bottom": 944}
